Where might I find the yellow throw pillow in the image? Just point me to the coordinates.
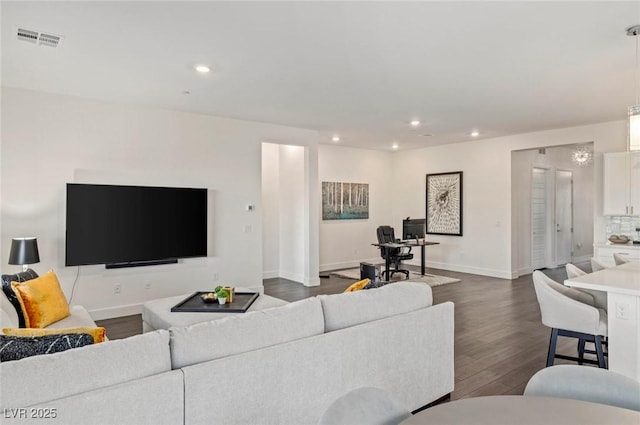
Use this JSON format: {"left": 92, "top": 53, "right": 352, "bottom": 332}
{"left": 344, "top": 278, "right": 371, "bottom": 293}
{"left": 11, "top": 270, "right": 70, "bottom": 328}
{"left": 2, "top": 327, "right": 107, "bottom": 343}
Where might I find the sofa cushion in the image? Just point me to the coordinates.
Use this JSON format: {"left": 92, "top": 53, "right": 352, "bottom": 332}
{"left": 320, "top": 281, "right": 433, "bottom": 332}
{"left": 48, "top": 305, "right": 98, "bottom": 329}
{"left": 3, "top": 326, "right": 106, "bottom": 343}
{"left": 1, "top": 268, "right": 38, "bottom": 327}
{"left": 0, "top": 329, "right": 172, "bottom": 409}
{"left": 344, "top": 278, "right": 371, "bottom": 292}
{"left": 1, "top": 289, "right": 19, "bottom": 329}
{"left": 170, "top": 297, "right": 324, "bottom": 368}
{"left": 11, "top": 270, "right": 70, "bottom": 328}
{"left": 0, "top": 333, "right": 94, "bottom": 362}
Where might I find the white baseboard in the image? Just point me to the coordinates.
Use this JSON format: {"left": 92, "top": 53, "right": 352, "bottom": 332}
{"left": 516, "top": 267, "right": 533, "bottom": 277}
{"left": 421, "top": 260, "right": 514, "bottom": 280}
{"left": 279, "top": 270, "right": 305, "bottom": 284}
{"left": 89, "top": 302, "right": 143, "bottom": 321}
{"left": 320, "top": 258, "right": 381, "bottom": 272}
{"left": 303, "top": 277, "right": 321, "bottom": 287}
{"left": 262, "top": 270, "right": 320, "bottom": 286}
{"left": 262, "top": 270, "right": 279, "bottom": 279}
{"left": 572, "top": 254, "right": 592, "bottom": 264}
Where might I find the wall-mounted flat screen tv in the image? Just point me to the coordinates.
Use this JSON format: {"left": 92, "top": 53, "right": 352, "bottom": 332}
{"left": 66, "top": 183, "right": 207, "bottom": 268}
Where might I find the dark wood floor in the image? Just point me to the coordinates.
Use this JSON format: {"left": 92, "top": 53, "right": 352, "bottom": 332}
{"left": 96, "top": 262, "right": 595, "bottom": 401}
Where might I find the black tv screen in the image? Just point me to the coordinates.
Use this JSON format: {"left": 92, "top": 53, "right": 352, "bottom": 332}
{"left": 66, "top": 183, "right": 207, "bottom": 267}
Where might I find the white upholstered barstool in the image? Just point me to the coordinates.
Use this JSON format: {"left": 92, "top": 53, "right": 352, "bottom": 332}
{"left": 613, "top": 253, "right": 632, "bottom": 266}
{"left": 525, "top": 365, "right": 640, "bottom": 411}
{"left": 590, "top": 258, "right": 608, "bottom": 272}
{"left": 565, "top": 263, "right": 607, "bottom": 310}
{"left": 317, "top": 387, "right": 410, "bottom": 425}
{"left": 532, "top": 271, "right": 607, "bottom": 368}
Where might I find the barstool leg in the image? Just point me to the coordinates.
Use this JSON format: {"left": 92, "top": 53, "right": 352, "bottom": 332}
{"left": 547, "top": 329, "right": 559, "bottom": 367}
{"left": 594, "top": 336, "right": 606, "bottom": 369}
{"left": 578, "top": 339, "right": 585, "bottom": 365}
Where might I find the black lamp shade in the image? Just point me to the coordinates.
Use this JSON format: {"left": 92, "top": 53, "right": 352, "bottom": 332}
{"left": 8, "top": 238, "right": 40, "bottom": 265}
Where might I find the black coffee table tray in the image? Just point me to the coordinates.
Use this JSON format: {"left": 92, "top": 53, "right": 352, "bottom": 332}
{"left": 170, "top": 291, "right": 259, "bottom": 313}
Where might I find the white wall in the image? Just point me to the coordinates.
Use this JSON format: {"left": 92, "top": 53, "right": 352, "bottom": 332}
{"left": 278, "top": 145, "right": 306, "bottom": 282}
{"left": 1, "top": 87, "right": 319, "bottom": 319}
{"left": 391, "top": 120, "right": 627, "bottom": 279}
{"left": 261, "top": 143, "right": 280, "bottom": 278}
{"left": 318, "top": 145, "right": 394, "bottom": 271}
{"left": 262, "top": 143, "right": 318, "bottom": 286}
{"left": 512, "top": 145, "right": 594, "bottom": 276}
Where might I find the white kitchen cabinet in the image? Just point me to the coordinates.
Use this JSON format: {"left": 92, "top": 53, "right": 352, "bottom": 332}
{"left": 603, "top": 152, "right": 640, "bottom": 216}
{"left": 593, "top": 243, "right": 640, "bottom": 267}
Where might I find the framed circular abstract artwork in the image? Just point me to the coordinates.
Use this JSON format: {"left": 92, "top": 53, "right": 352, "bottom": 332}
{"left": 426, "top": 171, "right": 463, "bottom": 236}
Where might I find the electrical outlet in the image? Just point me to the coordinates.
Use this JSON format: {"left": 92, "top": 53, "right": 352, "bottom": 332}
{"left": 243, "top": 224, "right": 252, "bottom": 233}
{"left": 212, "top": 272, "right": 219, "bottom": 282}
{"left": 616, "top": 302, "right": 630, "bottom": 320}
{"left": 144, "top": 282, "right": 151, "bottom": 290}
{"left": 113, "top": 283, "right": 121, "bottom": 295}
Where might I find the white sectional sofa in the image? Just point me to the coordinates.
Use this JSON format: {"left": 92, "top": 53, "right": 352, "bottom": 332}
{"left": 1, "top": 288, "right": 98, "bottom": 332}
{"left": 0, "top": 282, "right": 455, "bottom": 425}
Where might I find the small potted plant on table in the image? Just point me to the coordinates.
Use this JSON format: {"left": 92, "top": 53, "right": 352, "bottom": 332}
{"left": 216, "top": 288, "right": 230, "bottom": 305}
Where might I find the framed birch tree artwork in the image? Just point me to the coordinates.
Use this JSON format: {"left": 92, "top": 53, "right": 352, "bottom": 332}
{"left": 322, "top": 182, "right": 369, "bottom": 220}
{"left": 426, "top": 171, "right": 463, "bottom": 236}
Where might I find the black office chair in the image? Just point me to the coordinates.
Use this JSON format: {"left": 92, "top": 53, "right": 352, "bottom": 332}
{"left": 376, "top": 226, "right": 413, "bottom": 280}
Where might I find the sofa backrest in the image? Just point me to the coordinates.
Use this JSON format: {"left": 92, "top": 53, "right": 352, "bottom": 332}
{"left": 169, "top": 297, "right": 324, "bottom": 368}
{"left": 180, "top": 300, "right": 455, "bottom": 425}
{"left": 319, "top": 281, "right": 433, "bottom": 332}
{"left": 0, "top": 329, "right": 173, "bottom": 409}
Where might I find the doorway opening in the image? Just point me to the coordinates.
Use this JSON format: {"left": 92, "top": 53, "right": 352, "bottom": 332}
{"left": 513, "top": 143, "right": 593, "bottom": 276}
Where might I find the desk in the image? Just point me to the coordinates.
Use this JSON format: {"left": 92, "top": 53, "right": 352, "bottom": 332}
{"left": 400, "top": 395, "right": 640, "bottom": 425}
{"left": 404, "top": 240, "right": 440, "bottom": 275}
{"left": 565, "top": 261, "right": 640, "bottom": 380}
{"left": 372, "top": 241, "right": 440, "bottom": 276}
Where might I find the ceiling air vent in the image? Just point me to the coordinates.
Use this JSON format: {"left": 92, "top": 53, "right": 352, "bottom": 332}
{"left": 16, "top": 27, "right": 63, "bottom": 48}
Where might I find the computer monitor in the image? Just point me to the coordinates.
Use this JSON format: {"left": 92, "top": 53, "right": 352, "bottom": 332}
{"left": 403, "top": 218, "right": 426, "bottom": 240}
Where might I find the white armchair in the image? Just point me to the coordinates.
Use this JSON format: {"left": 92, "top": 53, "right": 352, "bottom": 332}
{"left": 565, "top": 263, "right": 607, "bottom": 310}
{"left": 532, "top": 271, "right": 607, "bottom": 368}
{"left": 525, "top": 365, "right": 640, "bottom": 411}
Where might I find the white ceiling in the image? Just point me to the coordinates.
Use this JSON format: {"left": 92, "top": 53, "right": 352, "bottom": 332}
{"left": 2, "top": 1, "right": 639, "bottom": 151}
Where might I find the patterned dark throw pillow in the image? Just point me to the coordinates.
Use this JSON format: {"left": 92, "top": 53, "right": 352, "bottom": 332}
{"left": 0, "top": 333, "right": 94, "bottom": 362}
{"left": 363, "top": 280, "right": 394, "bottom": 290}
{"left": 1, "top": 269, "right": 39, "bottom": 328}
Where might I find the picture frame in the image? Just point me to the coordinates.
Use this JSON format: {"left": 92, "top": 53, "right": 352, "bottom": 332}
{"left": 321, "top": 181, "right": 369, "bottom": 220}
{"left": 426, "top": 171, "right": 463, "bottom": 236}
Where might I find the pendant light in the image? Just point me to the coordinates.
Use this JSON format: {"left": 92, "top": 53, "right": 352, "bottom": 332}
{"left": 627, "top": 25, "right": 640, "bottom": 151}
{"left": 571, "top": 145, "right": 593, "bottom": 167}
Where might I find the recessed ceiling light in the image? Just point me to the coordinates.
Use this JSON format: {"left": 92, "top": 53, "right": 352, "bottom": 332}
{"left": 332, "top": 135, "right": 340, "bottom": 142}
{"left": 471, "top": 131, "right": 480, "bottom": 137}
{"left": 392, "top": 143, "right": 399, "bottom": 149}
{"left": 194, "top": 65, "right": 211, "bottom": 73}
{"left": 410, "top": 120, "right": 421, "bottom": 127}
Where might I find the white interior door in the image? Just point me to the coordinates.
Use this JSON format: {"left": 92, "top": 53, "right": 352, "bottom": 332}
{"left": 531, "top": 168, "right": 547, "bottom": 270}
{"left": 555, "top": 170, "right": 573, "bottom": 266}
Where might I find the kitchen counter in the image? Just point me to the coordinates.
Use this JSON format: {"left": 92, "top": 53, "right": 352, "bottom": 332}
{"left": 593, "top": 242, "right": 640, "bottom": 266}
